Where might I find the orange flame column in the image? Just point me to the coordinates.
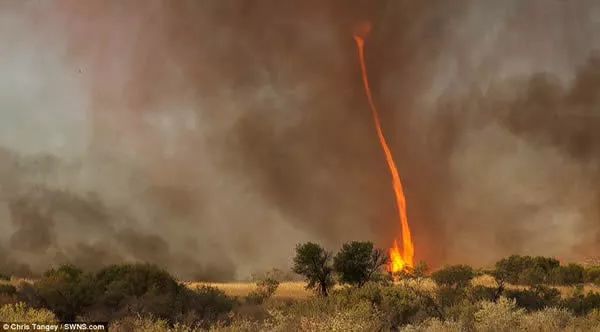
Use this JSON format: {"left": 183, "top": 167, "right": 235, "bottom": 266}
{"left": 353, "top": 34, "right": 415, "bottom": 273}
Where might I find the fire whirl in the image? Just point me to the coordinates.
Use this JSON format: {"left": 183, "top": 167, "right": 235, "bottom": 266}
{"left": 353, "top": 26, "right": 415, "bottom": 273}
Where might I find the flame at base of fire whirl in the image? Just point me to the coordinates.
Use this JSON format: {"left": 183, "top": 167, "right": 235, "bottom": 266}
{"left": 353, "top": 22, "right": 415, "bottom": 274}
{"left": 389, "top": 239, "right": 411, "bottom": 274}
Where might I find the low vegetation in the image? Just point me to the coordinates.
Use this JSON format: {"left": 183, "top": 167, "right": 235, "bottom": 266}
{"left": 245, "top": 278, "right": 279, "bottom": 304}
{"left": 0, "top": 243, "right": 599, "bottom": 331}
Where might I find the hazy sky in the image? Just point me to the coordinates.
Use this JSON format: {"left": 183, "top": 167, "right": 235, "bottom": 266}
{"left": 0, "top": 1, "right": 598, "bottom": 279}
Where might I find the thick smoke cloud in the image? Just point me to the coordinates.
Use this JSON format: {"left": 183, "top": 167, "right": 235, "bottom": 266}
{"left": 0, "top": 0, "right": 598, "bottom": 279}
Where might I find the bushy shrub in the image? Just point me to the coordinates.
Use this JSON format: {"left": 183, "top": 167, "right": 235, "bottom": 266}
{"left": 14, "top": 281, "right": 42, "bottom": 308}
{"left": 296, "top": 300, "right": 383, "bottom": 332}
{"left": 561, "top": 292, "right": 600, "bottom": 315}
{"left": 550, "top": 263, "right": 585, "bottom": 285}
{"left": 442, "top": 300, "right": 477, "bottom": 330}
{"left": 91, "top": 263, "right": 184, "bottom": 321}
{"left": 585, "top": 266, "right": 600, "bottom": 285}
{"left": 0, "top": 284, "right": 18, "bottom": 307}
{"left": 474, "top": 297, "right": 525, "bottom": 332}
{"left": 210, "top": 317, "right": 264, "bottom": 332}
{"left": 0, "top": 273, "right": 10, "bottom": 281}
{"left": 261, "top": 288, "right": 384, "bottom": 331}
{"left": 245, "top": 278, "right": 279, "bottom": 304}
{"left": 325, "top": 283, "right": 439, "bottom": 329}
{"left": 493, "top": 255, "right": 532, "bottom": 285}
{"left": 519, "top": 266, "right": 548, "bottom": 286}
{"left": 187, "top": 285, "right": 235, "bottom": 325}
{"left": 110, "top": 316, "right": 171, "bottom": 332}
{"left": 436, "top": 287, "right": 466, "bottom": 309}
{"left": 0, "top": 302, "right": 57, "bottom": 323}
{"left": 333, "top": 282, "right": 384, "bottom": 306}
{"left": 468, "top": 285, "right": 497, "bottom": 302}
{"left": 400, "top": 317, "right": 462, "bottom": 332}
{"left": 401, "top": 305, "right": 600, "bottom": 332}
{"left": 33, "top": 263, "right": 234, "bottom": 326}
{"left": 431, "top": 265, "right": 475, "bottom": 289}
{"left": 520, "top": 307, "right": 574, "bottom": 331}
{"left": 111, "top": 316, "right": 198, "bottom": 332}
{"left": 531, "top": 257, "right": 561, "bottom": 276}
{"left": 493, "top": 255, "right": 559, "bottom": 286}
{"left": 380, "top": 285, "right": 439, "bottom": 328}
{"left": 504, "top": 285, "right": 560, "bottom": 311}
{"left": 573, "top": 309, "right": 600, "bottom": 330}
{"left": 34, "top": 264, "right": 95, "bottom": 320}
{"left": 492, "top": 256, "right": 589, "bottom": 286}
{"left": 93, "top": 263, "right": 180, "bottom": 304}
{"left": 0, "top": 284, "right": 17, "bottom": 296}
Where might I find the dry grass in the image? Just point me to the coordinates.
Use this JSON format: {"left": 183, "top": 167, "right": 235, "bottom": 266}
{"left": 185, "top": 275, "right": 600, "bottom": 300}
{"left": 191, "top": 279, "right": 436, "bottom": 299}
{"left": 555, "top": 284, "right": 600, "bottom": 297}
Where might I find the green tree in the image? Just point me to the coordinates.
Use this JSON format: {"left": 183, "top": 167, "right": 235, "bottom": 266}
{"left": 333, "top": 241, "right": 388, "bottom": 287}
{"left": 292, "top": 242, "right": 335, "bottom": 296}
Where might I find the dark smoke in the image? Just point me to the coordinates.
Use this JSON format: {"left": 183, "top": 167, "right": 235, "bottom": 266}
{"left": 0, "top": 1, "right": 598, "bottom": 279}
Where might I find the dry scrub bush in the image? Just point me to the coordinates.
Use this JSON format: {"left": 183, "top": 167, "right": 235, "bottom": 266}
{"left": 0, "top": 302, "right": 56, "bottom": 323}
{"left": 0, "top": 284, "right": 18, "bottom": 307}
{"left": 221, "top": 288, "right": 384, "bottom": 331}
{"left": 504, "top": 285, "right": 561, "bottom": 311}
{"left": 474, "top": 297, "right": 525, "bottom": 332}
{"left": 245, "top": 278, "right": 279, "bottom": 304}
{"left": 210, "top": 318, "right": 265, "bottom": 332}
{"left": 0, "top": 284, "right": 16, "bottom": 296}
{"left": 442, "top": 300, "right": 477, "bottom": 330}
{"left": 240, "top": 283, "right": 438, "bottom": 331}
{"left": 30, "top": 264, "right": 234, "bottom": 326}
{"left": 586, "top": 266, "right": 600, "bottom": 285}
{"left": 519, "top": 307, "right": 574, "bottom": 331}
{"left": 110, "top": 316, "right": 202, "bottom": 332}
{"left": 401, "top": 299, "right": 576, "bottom": 332}
{"left": 218, "top": 291, "right": 600, "bottom": 331}
{"left": 296, "top": 301, "right": 382, "bottom": 331}
{"left": 110, "top": 316, "right": 171, "bottom": 332}
{"left": 272, "top": 299, "right": 381, "bottom": 331}
{"left": 571, "top": 309, "right": 600, "bottom": 331}
{"left": 400, "top": 318, "right": 462, "bottom": 332}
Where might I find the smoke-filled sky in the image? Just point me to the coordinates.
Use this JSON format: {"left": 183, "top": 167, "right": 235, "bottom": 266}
{"left": 0, "top": 1, "right": 598, "bottom": 280}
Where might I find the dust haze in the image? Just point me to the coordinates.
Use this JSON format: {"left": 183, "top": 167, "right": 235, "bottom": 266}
{"left": 0, "top": 1, "right": 598, "bottom": 280}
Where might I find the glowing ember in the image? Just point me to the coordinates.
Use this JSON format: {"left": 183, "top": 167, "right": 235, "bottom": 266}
{"left": 353, "top": 24, "right": 415, "bottom": 273}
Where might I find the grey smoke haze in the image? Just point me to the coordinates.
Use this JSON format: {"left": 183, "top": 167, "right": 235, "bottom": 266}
{"left": 0, "top": 0, "right": 598, "bottom": 279}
